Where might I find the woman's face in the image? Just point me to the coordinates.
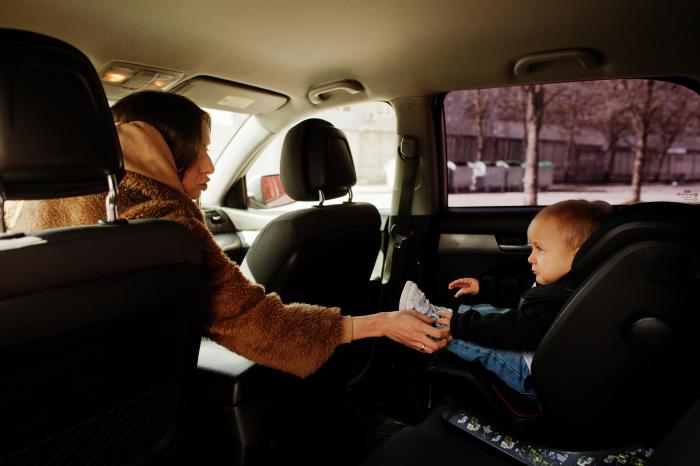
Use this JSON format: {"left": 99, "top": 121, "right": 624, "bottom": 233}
{"left": 181, "top": 123, "right": 214, "bottom": 199}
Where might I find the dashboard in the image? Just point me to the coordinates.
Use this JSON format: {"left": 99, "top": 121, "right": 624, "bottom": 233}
{"left": 201, "top": 208, "right": 248, "bottom": 264}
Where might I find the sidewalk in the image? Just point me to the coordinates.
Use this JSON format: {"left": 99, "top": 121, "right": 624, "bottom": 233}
{"left": 280, "top": 182, "right": 699, "bottom": 211}
{"left": 447, "top": 182, "right": 700, "bottom": 207}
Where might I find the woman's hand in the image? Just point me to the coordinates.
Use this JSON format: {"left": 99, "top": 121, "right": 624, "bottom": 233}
{"left": 381, "top": 310, "right": 450, "bottom": 353}
{"left": 436, "top": 309, "right": 453, "bottom": 343}
{"left": 448, "top": 277, "right": 480, "bottom": 298}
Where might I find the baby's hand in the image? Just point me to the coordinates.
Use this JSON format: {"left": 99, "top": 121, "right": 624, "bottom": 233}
{"left": 448, "top": 277, "right": 480, "bottom": 298}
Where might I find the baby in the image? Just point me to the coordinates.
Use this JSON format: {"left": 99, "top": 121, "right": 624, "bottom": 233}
{"left": 399, "top": 199, "right": 614, "bottom": 400}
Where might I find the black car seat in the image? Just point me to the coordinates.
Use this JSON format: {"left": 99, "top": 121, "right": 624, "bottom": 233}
{"left": 190, "top": 119, "right": 382, "bottom": 465}
{"left": 0, "top": 29, "right": 206, "bottom": 465}
{"left": 428, "top": 202, "right": 700, "bottom": 450}
{"left": 241, "top": 118, "right": 381, "bottom": 315}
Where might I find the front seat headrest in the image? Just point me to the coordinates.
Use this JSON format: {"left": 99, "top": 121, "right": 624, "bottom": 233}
{"left": 280, "top": 118, "right": 357, "bottom": 202}
{"left": 0, "top": 28, "right": 123, "bottom": 200}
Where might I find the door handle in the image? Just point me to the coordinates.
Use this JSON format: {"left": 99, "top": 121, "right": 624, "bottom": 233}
{"left": 498, "top": 244, "right": 531, "bottom": 253}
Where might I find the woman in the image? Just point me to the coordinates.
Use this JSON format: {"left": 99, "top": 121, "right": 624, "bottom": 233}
{"left": 8, "top": 91, "right": 449, "bottom": 378}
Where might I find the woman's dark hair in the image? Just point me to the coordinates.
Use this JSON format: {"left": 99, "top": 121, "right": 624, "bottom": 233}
{"left": 111, "top": 91, "right": 211, "bottom": 178}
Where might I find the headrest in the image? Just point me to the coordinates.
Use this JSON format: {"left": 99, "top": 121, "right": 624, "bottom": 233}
{"left": 280, "top": 119, "right": 356, "bottom": 201}
{"left": 0, "top": 29, "right": 123, "bottom": 200}
{"left": 571, "top": 202, "right": 698, "bottom": 282}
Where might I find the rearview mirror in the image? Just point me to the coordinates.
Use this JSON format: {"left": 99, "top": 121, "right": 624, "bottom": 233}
{"left": 247, "top": 174, "right": 294, "bottom": 208}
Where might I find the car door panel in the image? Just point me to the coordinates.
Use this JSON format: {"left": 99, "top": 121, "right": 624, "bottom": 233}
{"left": 428, "top": 208, "right": 538, "bottom": 308}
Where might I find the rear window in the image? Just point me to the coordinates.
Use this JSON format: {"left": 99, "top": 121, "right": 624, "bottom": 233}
{"left": 444, "top": 80, "right": 700, "bottom": 206}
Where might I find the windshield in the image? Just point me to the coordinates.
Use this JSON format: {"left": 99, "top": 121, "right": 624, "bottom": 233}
{"left": 108, "top": 100, "right": 249, "bottom": 162}
{"left": 203, "top": 107, "right": 250, "bottom": 162}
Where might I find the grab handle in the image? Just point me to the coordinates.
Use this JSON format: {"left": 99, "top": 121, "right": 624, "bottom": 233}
{"left": 514, "top": 49, "right": 600, "bottom": 76}
{"left": 308, "top": 79, "right": 364, "bottom": 104}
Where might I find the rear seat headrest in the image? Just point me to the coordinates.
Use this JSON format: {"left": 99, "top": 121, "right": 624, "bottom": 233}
{"left": 280, "top": 118, "right": 357, "bottom": 202}
{"left": 0, "top": 28, "right": 123, "bottom": 200}
{"left": 571, "top": 202, "right": 697, "bottom": 282}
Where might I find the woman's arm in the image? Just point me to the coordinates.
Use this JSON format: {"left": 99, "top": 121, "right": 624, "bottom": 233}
{"left": 341, "top": 310, "right": 450, "bottom": 353}
{"left": 154, "top": 193, "right": 451, "bottom": 375}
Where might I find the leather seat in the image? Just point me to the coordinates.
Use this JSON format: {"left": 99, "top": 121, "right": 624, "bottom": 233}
{"left": 190, "top": 119, "right": 382, "bottom": 465}
{"left": 0, "top": 29, "right": 206, "bottom": 464}
{"left": 242, "top": 118, "right": 381, "bottom": 315}
{"left": 533, "top": 202, "right": 699, "bottom": 447}
{"left": 428, "top": 202, "right": 700, "bottom": 450}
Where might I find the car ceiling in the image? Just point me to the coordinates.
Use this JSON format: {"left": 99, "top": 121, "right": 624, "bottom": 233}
{"left": 3, "top": 0, "right": 700, "bottom": 116}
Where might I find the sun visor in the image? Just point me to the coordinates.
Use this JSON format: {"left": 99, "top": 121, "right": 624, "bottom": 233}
{"left": 170, "top": 76, "right": 288, "bottom": 114}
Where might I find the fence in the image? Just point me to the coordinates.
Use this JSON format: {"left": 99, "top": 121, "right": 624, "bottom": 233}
{"left": 446, "top": 134, "right": 700, "bottom": 183}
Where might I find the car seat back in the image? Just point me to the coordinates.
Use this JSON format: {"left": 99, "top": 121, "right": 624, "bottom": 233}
{"left": 242, "top": 119, "right": 381, "bottom": 314}
{"left": 532, "top": 202, "right": 700, "bottom": 448}
{"left": 0, "top": 29, "right": 206, "bottom": 464}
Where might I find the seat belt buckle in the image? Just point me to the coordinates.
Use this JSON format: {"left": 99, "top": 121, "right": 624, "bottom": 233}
{"left": 399, "top": 136, "right": 418, "bottom": 160}
{"left": 390, "top": 224, "right": 410, "bottom": 249}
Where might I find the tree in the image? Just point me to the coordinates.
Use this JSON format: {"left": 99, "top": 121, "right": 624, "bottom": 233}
{"left": 521, "top": 85, "right": 544, "bottom": 205}
{"left": 548, "top": 82, "right": 592, "bottom": 183}
{"left": 626, "top": 80, "right": 657, "bottom": 203}
{"left": 588, "top": 80, "right": 632, "bottom": 183}
{"left": 649, "top": 83, "right": 692, "bottom": 182}
{"left": 601, "top": 109, "right": 630, "bottom": 184}
{"left": 457, "top": 89, "right": 498, "bottom": 162}
{"left": 520, "top": 84, "right": 562, "bottom": 205}
{"left": 474, "top": 90, "right": 486, "bottom": 162}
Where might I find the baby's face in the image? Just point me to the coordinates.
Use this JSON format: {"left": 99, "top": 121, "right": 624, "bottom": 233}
{"left": 527, "top": 216, "right": 578, "bottom": 285}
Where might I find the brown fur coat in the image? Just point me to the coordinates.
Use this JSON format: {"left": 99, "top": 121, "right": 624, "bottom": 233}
{"left": 7, "top": 122, "right": 343, "bottom": 378}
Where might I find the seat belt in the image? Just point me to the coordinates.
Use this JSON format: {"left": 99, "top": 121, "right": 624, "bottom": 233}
{"left": 384, "top": 136, "right": 421, "bottom": 300}
{"left": 392, "top": 136, "right": 419, "bottom": 251}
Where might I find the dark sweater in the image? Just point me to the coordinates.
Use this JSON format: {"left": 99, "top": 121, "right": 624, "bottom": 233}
{"left": 450, "top": 273, "right": 577, "bottom": 351}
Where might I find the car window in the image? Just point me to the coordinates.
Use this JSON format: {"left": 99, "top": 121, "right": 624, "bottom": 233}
{"left": 246, "top": 101, "right": 397, "bottom": 213}
{"left": 444, "top": 80, "right": 700, "bottom": 206}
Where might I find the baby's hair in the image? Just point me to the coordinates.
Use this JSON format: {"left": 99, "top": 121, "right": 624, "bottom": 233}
{"left": 535, "top": 200, "right": 615, "bottom": 250}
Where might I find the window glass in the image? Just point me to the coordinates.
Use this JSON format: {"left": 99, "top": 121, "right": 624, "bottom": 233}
{"left": 247, "top": 101, "right": 397, "bottom": 212}
{"left": 203, "top": 107, "right": 249, "bottom": 161}
{"left": 107, "top": 101, "right": 249, "bottom": 161}
{"left": 444, "top": 80, "right": 700, "bottom": 206}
